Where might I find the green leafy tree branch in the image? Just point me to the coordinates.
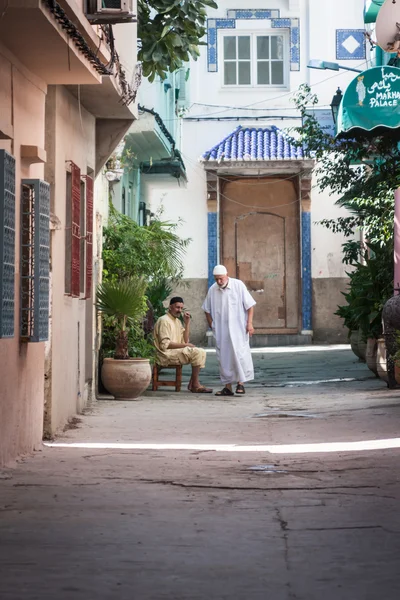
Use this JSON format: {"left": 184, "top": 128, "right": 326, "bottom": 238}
{"left": 138, "top": 0, "right": 218, "bottom": 82}
{"left": 290, "top": 84, "right": 398, "bottom": 338}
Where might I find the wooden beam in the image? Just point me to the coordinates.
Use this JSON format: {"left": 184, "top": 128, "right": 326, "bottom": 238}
{"left": 21, "top": 145, "right": 47, "bottom": 163}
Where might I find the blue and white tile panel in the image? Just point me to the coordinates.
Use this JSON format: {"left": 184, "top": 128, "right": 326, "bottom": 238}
{"left": 207, "top": 212, "right": 218, "bottom": 289}
{"left": 202, "top": 126, "right": 304, "bottom": 162}
{"left": 208, "top": 10, "right": 300, "bottom": 72}
{"left": 336, "top": 29, "right": 366, "bottom": 61}
{"left": 301, "top": 211, "right": 312, "bottom": 332}
{"left": 226, "top": 9, "right": 280, "bottom": 20}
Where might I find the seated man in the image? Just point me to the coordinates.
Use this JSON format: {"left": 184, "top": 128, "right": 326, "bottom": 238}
{"left": 154, "top": 296, "right": 212, "bottom": 393}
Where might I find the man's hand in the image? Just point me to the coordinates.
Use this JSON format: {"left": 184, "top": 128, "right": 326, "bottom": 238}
{"left": 185, "top": 342, "right": 195, "bottom": 348}
{"left": 247, "top": 322, "right": 255, "bottom": 336}
{"left": 183, "top": 311, "right": 191, "bottom": 325}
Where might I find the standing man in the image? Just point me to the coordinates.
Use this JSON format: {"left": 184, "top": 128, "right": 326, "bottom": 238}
{"left": 154, "top": 296, "right": 212, "bottom": 393}
{"left": 202, "top": 265, "right": 256, "bottom": 396}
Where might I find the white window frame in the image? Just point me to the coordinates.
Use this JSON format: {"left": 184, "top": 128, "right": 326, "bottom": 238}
{"left": 220, "top": 30, "right": 289, "bottom": 90}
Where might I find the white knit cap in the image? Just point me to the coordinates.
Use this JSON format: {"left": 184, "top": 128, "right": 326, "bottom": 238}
{"left": 213, "top": 264, "right": 228, "bottom": 275}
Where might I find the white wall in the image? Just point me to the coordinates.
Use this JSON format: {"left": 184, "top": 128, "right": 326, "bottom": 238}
{"left": 187, "top": 0, "right": 366, "bottom": 117}
{"left": 146, "top": 0, "right": 366, "bottom": 286}
{"left": 311, "top": 185, "right": 355, "bottom": 279}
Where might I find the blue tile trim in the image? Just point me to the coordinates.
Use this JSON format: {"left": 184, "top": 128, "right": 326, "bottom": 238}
{"left": 208, "top": 212, "right": 218, "bottom": 288}
{"left": 336, "top": 29, "right": 366, "bottom": 60}
{"left": 227, "top": 9, "right": 280, "bottom": 19}
{"left": 208, "top": 12, "right": 300, "bottom": 72}
{"left": 301, "top": 211, "right": 312, "bottom": 331}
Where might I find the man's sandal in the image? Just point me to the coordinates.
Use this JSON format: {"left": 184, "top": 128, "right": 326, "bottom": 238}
{"left": 235, "top": 384, "right": 245, "bottom": 394}
{"left": 191, "top": 386, "right": 213, "bottom": 393}
{"left": 215, "top": 387, "right": 234, "bottom": 396}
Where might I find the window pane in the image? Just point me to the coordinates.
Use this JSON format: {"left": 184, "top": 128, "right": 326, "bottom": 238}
{"left": 238, "top": 61, "right": 251, "bottom": 85}
{"left": 271, "top": 36, "right": 284, "bottom": 60}
{"left": 257, "top": 62, "right": 270, "bottom": 85}
{"left": 224, "top": 36, "right": 236, "bottom": 60}
{"left": 238, "top": 36, "right": 250, "bottom": 59}
{"left": 224, "top": 62, "right": 237, "bottom": 85}
{"left": 271, "top": 61, "right": 284, "bottom": 85}
{"left": 257, "top": 36, "right": 269, "bottom": 59}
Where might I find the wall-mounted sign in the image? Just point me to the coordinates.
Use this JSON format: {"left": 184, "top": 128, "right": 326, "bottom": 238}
{"left": 303, "top": 109, "right": 336, "bottom": 137}
{"left": 337, "top": 66, "right": 400, "bottom": 136}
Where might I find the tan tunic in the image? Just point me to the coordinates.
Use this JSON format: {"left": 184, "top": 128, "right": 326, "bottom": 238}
{"left": 154, "top": 313, "right": 206, "bottom": 368}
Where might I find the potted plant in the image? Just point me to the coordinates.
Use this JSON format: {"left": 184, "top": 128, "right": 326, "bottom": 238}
{"left": 97, "top": 277, "right": 152, "bottom": 400}
{"left": 335, "top": 241, "right": 393, "bottom": 372}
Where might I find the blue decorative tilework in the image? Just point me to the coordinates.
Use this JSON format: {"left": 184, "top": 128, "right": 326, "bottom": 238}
{"left": 208, "top": 212, "right": 218, "bottom": 289}
{"left": 207, "top": 19, "right": 236, "bottom": 72}
{"left": 227, "top": 9, "right": 280, "bottom": 19}
{"left": 202, "top": 126, "right": 304, "bottom": 162}
{"left": 216, "top": 18, "right": 236, "bottom": 28}
{"left": 272, "top": 18, "right": 291, "bottom": 28}
{"left": 336, "top": 29, "right": 366, "bottom": 60}
{"left": 208, "top": 11, "right": 300, "bottom": 72}
{"left": 301, "top": 211, "right": 312, "bottom": 332}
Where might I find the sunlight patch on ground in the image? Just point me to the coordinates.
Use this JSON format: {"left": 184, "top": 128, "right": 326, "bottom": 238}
{"left": 44, "top": 437, "right": 400, "bottom": 454}
{"left": 205, "top": 345, "right": 351, "bottom": 354}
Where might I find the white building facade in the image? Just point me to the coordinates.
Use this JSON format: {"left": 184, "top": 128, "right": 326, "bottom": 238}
{"left": 141, "top": 0, "right": 368, "bottom": 345}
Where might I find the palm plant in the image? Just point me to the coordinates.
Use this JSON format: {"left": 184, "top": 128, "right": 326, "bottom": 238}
{"left": 97, "top": 277, "right": 148, "bottom": 360}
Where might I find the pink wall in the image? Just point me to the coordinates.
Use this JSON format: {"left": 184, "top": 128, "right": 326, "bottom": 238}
{"left": 0, "top": 50, "right": 47, "bottom": 465}
{"left": 44, "top": 86, "right": 96, "bottom": 435}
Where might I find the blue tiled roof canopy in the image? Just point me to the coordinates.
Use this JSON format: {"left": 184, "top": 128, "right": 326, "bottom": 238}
{"left": 202, "top": 126, "right": 304, "bottom": 162}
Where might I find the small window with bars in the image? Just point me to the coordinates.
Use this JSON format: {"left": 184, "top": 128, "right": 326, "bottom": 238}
{"left": 20, "top": 179, "right": 50, "bottom": 342}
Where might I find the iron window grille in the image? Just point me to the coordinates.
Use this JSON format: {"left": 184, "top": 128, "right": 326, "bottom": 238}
{"left": 0, "top": 150, "right": 16, "bottom": 339}
{"left": 20, "top": 179, "right": 50, "bottom": 342}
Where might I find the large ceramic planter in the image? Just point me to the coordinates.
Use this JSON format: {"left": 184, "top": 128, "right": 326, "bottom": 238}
{"left": 101, "top": 358, "right": 152, "bottom": 400}
{"left": 358, "top": 330, "right": 367, "bottom": 361}
{"left": 376, "top": 337, "right": 388, "bottom": 383}
{"left": 366, "top": 337, "right": 378, "bottom": 376}
{"left": 349, "top": 330, "right": 361, "bottom": 359}
{"left": 395, "top": 364, "right": 400, "bottom": 386}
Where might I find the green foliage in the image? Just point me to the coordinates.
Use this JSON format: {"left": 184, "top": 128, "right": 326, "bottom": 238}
{"left": 292, "top": 84, "right": 397, "bottom": 247}
{"left": 138, "top": 0, "right": 218, "bottom": 82}
{"left": 97, "top": 277, "right": 148, "bottom": 359}
{"left": 393, "top": 332, "right": 400, "bottom": 366}
{"left": 146, "top": 277, "right": 173, "bottom": 322}
{"left": 291, "top": 84, "right": 396, "bottom": 337}
{"left": 103, "top": 203, "right": 190, "bottom": 283}
{"left": 101, "top": 321, "right": 156, "bottom": 363}
{"left": 100, "top": 204, "right": 190, "bottom": 359}
{"left": 335, "top": 243, "right": 393, "bottom": 340}
{"left": 97, "top": 277, "right": 148, "bottom": 329}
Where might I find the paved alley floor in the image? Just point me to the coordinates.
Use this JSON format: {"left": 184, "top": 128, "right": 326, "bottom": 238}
{"left": 1, "top": 346, "right": 400, "bottom": 600}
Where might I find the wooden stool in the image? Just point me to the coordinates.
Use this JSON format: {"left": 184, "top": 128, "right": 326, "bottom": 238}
{"left": 152, "top": 364, "right": 182, "bottom": 392}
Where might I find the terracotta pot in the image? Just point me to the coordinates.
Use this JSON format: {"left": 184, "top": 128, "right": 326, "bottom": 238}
{"left": 366, "top": 337, "right": 378, "bottom": 376}
{"left": 376, "top": 338, "right": 388, "bottom": 383}
{"left": 395, "top": 364, "right": 400, "bottom": 386}
{"left": 350, "top": 330, "right": 361, "bottom": 359}
{"left": 101, "top": 358, "right": 152, "bottom": 400}
{"left": 358, "top": 329, "right": 367, "bottom": 361}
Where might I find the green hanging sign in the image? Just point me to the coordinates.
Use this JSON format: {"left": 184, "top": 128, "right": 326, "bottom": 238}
{"left": 337, "top": 66, "right": 400, "bottom": 137}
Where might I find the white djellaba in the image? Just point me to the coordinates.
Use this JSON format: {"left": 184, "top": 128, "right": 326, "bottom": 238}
{"left": 202, "top": 266, "right": 256, "bottom": 384}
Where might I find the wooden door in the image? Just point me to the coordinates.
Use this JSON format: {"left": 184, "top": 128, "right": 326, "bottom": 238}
{"left": 220, "top": 177, "right": 300, "bottom": 334}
